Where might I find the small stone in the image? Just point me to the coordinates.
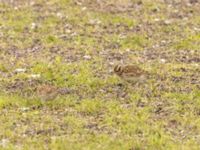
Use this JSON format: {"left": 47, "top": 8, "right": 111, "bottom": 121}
{"left": 154, "top": 18, "right": 160, "bottom": 22}
{"left": 164, "top": 19, "right": 172, "bottom": 25}
{"left": 29, "top": 74, "right": 41, "bottom": 78}
{"left": 193, "top": 63, "right": 199, "bottom": 67}
{"left": 82, "top": 7, "right": 87, "bottom": 11}
{"left": 20, "top": 107, "right": 30, "bottom": 112}
{"left": 109, "top": 62, "right": 114, "bottom": 65}
{"left": 160, "top": 59, "right": 166, "bottom": 63}
{"left": 30, "top": 1, "right": 35, "bottom": 5}
{"left": 161, "top": 40, "right": 166, "bottom": 43}
{"left": 31, "top": 23, "right": 37, "bottom": 29}
{"left": 65, "top": 29, "right": 71, "bottom": 33}
{"left": 56, "top": 12, "right": 63, "bottom": 18}
{"left": 83, "top": 55, "right": 92, "bottom": 60}
{"left": 89, "top": 19, "right": 101, "bottom": 25}
{"left": 152, "top": 44, "right": 159, "bottom": 48}
{"left": 15, "top": 68, "right": 26, "bottom": 73}
{"left": 194, "top": 27, "right": 200, "bottom": 31}
{"left": 183, "top": 17, "right": 188, "bottom": 21}
{"left": 0, "top": 139, "right": 9, "bottom": 148}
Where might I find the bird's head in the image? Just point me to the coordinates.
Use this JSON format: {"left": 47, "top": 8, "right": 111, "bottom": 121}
{"left": 114, "top": 65, "right": 123, "bottom": 76}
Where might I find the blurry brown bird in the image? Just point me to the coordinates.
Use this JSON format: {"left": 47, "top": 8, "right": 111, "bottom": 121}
{"left": 114, "top": 64, "right": 150, "bottom": 84}
{"left": 37, "top": 84, "right": 70, "bottom": 101}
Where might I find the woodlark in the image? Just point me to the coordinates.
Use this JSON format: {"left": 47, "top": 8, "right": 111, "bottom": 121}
{"left": 114, "top": 64, "right": 150, "bottom": 84}
{"left": 37, "top": 85, "right": 70, "bottom": 101}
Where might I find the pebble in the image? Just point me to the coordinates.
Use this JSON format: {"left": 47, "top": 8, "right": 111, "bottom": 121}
{"left": 83, "top": 55, "right": 92, "bottom": 60}
{"left": 14, "top": 68, "right": 26, "bottom": 73}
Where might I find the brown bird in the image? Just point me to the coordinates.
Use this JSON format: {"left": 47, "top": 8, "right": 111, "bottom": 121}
{"left": 114, "top": 64, "right": 150, "bottom": 84}
{"left": 36, "top": 84, "right": 70, "bottom": 101}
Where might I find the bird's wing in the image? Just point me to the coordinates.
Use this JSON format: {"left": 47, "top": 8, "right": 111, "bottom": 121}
{"left": 37, "top": 85, "right": 57, "bottom": 94}
{"left": 123, "top": 65, "right": 147, "bottom": 76}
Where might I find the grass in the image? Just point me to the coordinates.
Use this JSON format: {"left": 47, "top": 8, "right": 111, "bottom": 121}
{"left": 0, "top": 0, "right": 200, "bottom": 149}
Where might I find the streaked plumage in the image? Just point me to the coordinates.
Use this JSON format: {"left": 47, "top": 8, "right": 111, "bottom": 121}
{"left": 114, "top": 65, "right": 149, "bottom": 83}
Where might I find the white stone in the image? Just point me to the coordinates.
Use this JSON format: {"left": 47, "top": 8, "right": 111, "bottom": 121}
{"left": 15, "top": 68, "right": 26, "bottom": 73}
{"left": 29, "top": 74, "right": 41, "bottom": 78}
{"left": 154, "top": 18, "right": 160, "bottom": 22}
{"left": 160, "top": 59, "right": 166, "bottom": 63}
{"left": 0, "top": 139, "right": 9, "bottom": 148}
{"left": 56, "top": 12, "right": 63, "bottom": 18}
{"left": 83, "top": 55, "right": 92, "bottom": 60}
{"left": 31, "top": 23, "right": 37, "bottom": 29}
{"left": 82, "top": 7, "right": 87, "bottom": 11}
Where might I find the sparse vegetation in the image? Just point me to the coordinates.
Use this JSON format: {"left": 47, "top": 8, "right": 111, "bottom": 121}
{"left": 0, "top": 0, "right": 200, "bottom": 149}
